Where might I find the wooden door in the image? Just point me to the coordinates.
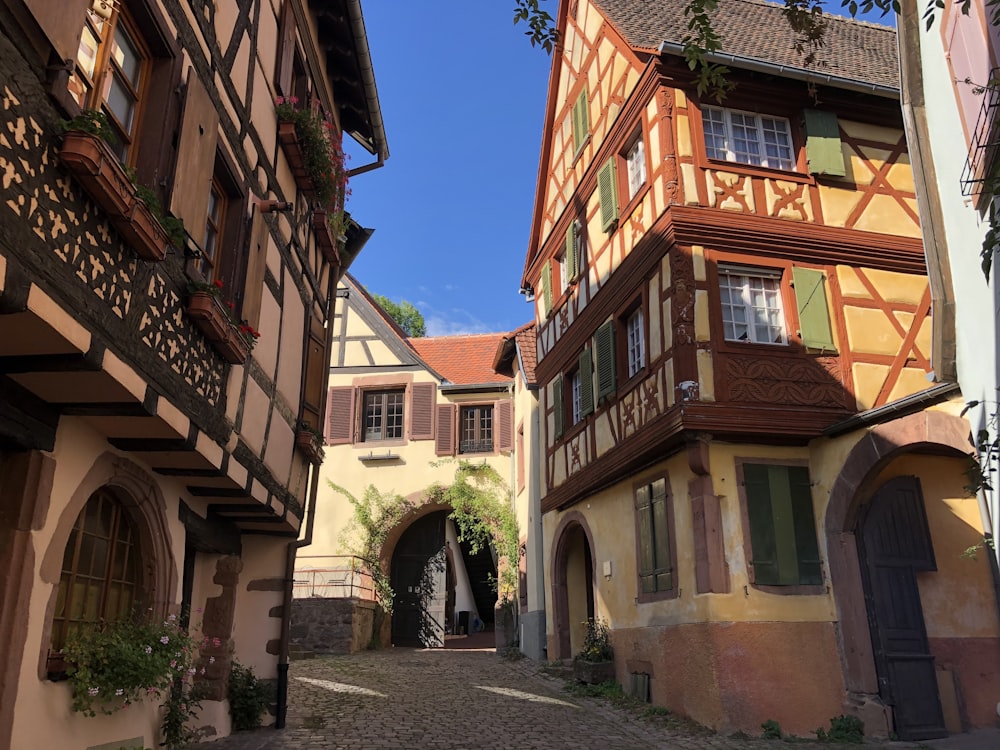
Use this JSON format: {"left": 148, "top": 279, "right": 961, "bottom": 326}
{"left": 857, "top": 476, "right": 946, "bottom": 740}
{"left": 390, "top": 511, "right": 448, "bottom": 647}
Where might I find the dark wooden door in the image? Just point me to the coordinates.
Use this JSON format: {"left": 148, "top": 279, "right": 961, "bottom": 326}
{"left": 391, "top": 511, "right": 448, "bottom": 647}
{"left": 857, "top": 476, "right": 946, "bottom": 740}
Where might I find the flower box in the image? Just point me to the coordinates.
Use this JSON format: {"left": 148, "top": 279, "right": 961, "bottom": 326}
{"left": 573, "top": 659, "right": 616, "bottom": 685}
{"left": 186, "top": 291, "right": 232, "bottom": 342}
{"left": 58, "top": 130, "right": 135, "bottom": 217}
{"left": 112, "top": 199, "right": 171, "bottom": 262}
{"left": 296, "top": 429, "right": 325, "bottom": 465}
{"left": 312, "top": 210, "right": 341, "bottom": 264}
{"left": 213, "top": 327, "right": 251, "bottom": 365}
{"left": 278, "top": 121, "right": 316, "bottom": 194}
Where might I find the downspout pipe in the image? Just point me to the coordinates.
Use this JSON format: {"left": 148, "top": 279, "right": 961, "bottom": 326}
{"left": 276, "top": 261, "right": 339, "bottom": 729}
{"left": 656, "top": 41, "right": 900, "bottom": 99}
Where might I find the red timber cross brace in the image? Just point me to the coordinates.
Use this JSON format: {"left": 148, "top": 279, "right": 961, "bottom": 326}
{"left": 687, "top": 437, "right": 729, "bottom": 593}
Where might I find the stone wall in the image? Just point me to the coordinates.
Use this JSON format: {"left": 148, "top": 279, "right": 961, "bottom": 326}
{"left": 290, "top": 598, "right": 376, "bottom": 654}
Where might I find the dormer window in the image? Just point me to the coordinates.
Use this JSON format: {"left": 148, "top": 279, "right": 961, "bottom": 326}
{"left": 703, "top": 106, "right": 795, "bottom": 171}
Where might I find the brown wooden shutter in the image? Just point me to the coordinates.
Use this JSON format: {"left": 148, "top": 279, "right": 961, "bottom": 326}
{"left": 276, "top": 1, "right": 296, "bottom": 96}
{"left": 435, "top": 403, "right": 456, "bottom": 456}
{"left": 25, "top": 0, "right": 89, "bottom": 70}
{"left": 552, "top": 376, "right": 564, "bottom": 440}
{"left": 497, "top": 399, "right": 513, "bottom": 453}
{"left": 325, "top": 386, "right": 354, "bottom": 444}
{"left": 169, "top": 68, "right": 219, "bottom": 240}
{"left": 242, "top": 206, "right": 269, "bottom": 329}
{"left": 410, "top": 383, "right": 436, "bottom": 440}
{"left": 301, "top": 315, "right": 327, "bottom": 429}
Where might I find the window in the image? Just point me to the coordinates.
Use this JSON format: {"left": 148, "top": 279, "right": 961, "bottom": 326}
{"left": 625, "top": 136, "right": 647, "bottom": 201}
{"left": 625, "top": 307, "right": 645, "bottom": 378}
{"left": 569, "top": 369, "right": 583, "bottom": 425}
{"left": 460, "top": 405, "right": 494, "bottom": 454}
{"left": 703, "top": 106, "right": 795, "bottom": 171}
{"left": 69, "top": 8, "right": 148, "bottom": 163}
{"left": 740, "top": 463, "right": 822, "bottom": 587}
{"left": 51, "top": 489, "right": 142, "bottom": 652}
{"left": 559, "top": 220, "right": 586, "bottom": 293}
{"left": 196, "top": 177, "right": 226, "bottom": 281}
{"left": 719, "top": 265, "right": 786, "bottom": 344}
{"left": 635, "top": 477, "right": 674, "bottom": 595}
{"left": 363, "top": 389, "right": 404, "bottom": 441}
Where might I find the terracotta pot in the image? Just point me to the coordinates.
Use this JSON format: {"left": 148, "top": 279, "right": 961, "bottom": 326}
{"left": 278, "top": 121, "right": 315, "bottom": 193}
{"left": 58, "top": 130, "right": 135, "bottom": 217}
{"left": 312, "top": 210, "right": 340, "bottom": 264}
{"left": 112, "top": 199, "right": 170, "bottom": 262}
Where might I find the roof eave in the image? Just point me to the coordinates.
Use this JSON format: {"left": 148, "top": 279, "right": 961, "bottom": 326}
{"left": 657, "top": 41, "right": 899, "bottom": 99}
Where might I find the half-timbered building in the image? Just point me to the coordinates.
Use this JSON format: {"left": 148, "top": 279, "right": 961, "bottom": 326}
{"left": 0, "top": 0, "right": 385, "bottom": 746}
{"left": 522, "top": 0, "right": 1000, "bottom": 740}
{"left": 301, "top": 274, "right": 519, "bottom": 650}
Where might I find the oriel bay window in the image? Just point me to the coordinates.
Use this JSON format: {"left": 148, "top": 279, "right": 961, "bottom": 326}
{"left": 719, "top": 265, "right": 787, "bottom": 345}
{"left": 364, "top": 389, "right": 405, "bottom": 441}
{"left": 738, "top": 462, "right": 822, "bottom": 589}
{"left": 703, "top": 105, "right": 795, "bottom": 172}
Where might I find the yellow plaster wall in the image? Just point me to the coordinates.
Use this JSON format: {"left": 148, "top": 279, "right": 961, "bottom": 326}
{"left": 872, "top": 456, "right": 999, "bottom": 640}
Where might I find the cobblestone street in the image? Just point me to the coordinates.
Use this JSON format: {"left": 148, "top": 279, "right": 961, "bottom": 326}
{"left": 188, "top": 644, "right": 998, "bottom": 750}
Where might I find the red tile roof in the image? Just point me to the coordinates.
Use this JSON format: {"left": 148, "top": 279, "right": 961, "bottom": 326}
{"left": 515, "top": 323, "right": 537, "bottom": 385}
{"left": 409, "top": 333, "right": 515, "bottom": 386}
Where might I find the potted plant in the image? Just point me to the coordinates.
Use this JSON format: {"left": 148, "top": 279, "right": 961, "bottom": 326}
{"left": 311, "top": 209, "right": 342, "bottom": 264}
{"left": 275, "top": 96, "right": 350, "bottom": 236}
{"left": 185, "top": 280, "right": 260, "bottom": 364}
{"left": 573, "top": 617, "right": 615, "bottom": 684}
{"left": 58, "top": 110, "right": 136, "bottom": 218}
{"left": 295, "top": 422, "right": 325, "bottom": 464}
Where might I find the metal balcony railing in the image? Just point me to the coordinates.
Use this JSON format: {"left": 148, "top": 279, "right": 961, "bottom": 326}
{"left": 293, "top": 555, "right": 378, "bottom": 601}
{"left": 961, "top": 67, "right": 1000, "bottom": 202}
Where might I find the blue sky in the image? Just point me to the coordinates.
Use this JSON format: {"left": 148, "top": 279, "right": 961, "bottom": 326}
{"left": 345, "top": 2, "right": 895, "bottom": 337}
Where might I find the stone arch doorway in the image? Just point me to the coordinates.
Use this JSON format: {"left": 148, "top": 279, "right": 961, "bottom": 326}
{"left": 825, "top": 410, "right": 976, "bottom": 738}
{"left": 384, "top": 502, "right": 499, "bottom": 648}
{"left": 551, "top": 512, "right": 595, "bottom": 661}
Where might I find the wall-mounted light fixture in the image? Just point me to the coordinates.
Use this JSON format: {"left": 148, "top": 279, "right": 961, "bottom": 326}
{"left": 260, "top": 199, "right": 294, "bottom": 214}
{"left": 89, "top": 0, "right": 118, "bottom": 21}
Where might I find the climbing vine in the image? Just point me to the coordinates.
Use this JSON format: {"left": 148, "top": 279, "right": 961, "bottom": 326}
{"left": 427, "top": 460, "right": 521, "bottom": 605}
{"left": 332, "top": 461, "right": 521, "bottom": 614}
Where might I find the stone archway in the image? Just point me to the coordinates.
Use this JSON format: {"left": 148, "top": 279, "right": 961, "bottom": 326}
{"left": 550, "top": 511, "right": 596, "bottom": 661}
{"left": 824, "top": 409, "right": 972, "bottom": 733}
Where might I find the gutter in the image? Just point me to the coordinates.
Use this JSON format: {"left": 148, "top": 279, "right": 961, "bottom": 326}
{"left": 657, "top": 41, "right": 900, "bottom": 99}
{"left": 345, "top": 0, "right": 388, "bottom": 176}
{"left": 439, "top": 382, "right": 514, "bottom": 394}
{"left": 822, "top": 382, "right": 960, "bottom": 438}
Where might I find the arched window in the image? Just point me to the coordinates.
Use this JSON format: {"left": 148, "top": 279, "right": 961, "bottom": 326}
{"left": 50, "top": 488, "right": 143, "bottom": 652}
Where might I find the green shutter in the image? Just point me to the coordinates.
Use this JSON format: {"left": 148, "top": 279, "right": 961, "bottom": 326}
{"left": 572, "top": 88, "right": 589, "bottom": 153}
{"left": 597, "top": 157, "right": 619, "bottom": 232}
{"left": 803, "top": 109, "right": 846, "bottom": 177}
{"left": 766, "top": 465, "right": 802, "bottom": 586}
{"left": 636, "top": 484, "right": 656, "bottom": 593}
{"left": 788, "top": 466, "right": 822, "bottom": 585}
{"left": 541, "top": 260, "right": 553, "bottom": 317}
{"left": 792, "top": 266, "right": 837, "bottom": 352}
{"left": 651, "top": 478, "right": 672, "bottom": 591}
{"left": 595, "top": 319, "right": 617, "bottom": 402}
{"left": 578, "top": 347, "right": 594, "bottom": 417}
{"left": 552, "top": 375, "right": 564, "bottom": 439}
{"left": 743, "top": 464, "right": 779, "bottom": 585}
{"left": 565, "top": 223, "right": 578, "bottom": 281}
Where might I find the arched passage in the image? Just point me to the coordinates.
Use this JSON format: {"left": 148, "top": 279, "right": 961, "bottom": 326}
{"left": 825, "top": 410, "right": 976, "bottom": 737}
{"left": 550, "top": 511, "right": 596, "bottom": 661}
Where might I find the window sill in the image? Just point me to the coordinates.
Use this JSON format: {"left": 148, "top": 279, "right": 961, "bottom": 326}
{"left": 750, "top": 582, "right": 826, "bottom": 596}
{"left": 619, "top": 183, "right": 651, "bottom": 224}
{"left": 703, "top": 158, "right": 812, "bottom": 185}
{"left": 358, "top": 451, "right": 401, "bottom": 462}
{"left": 636, "top": 587, "right": 679, "bottom": 604}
